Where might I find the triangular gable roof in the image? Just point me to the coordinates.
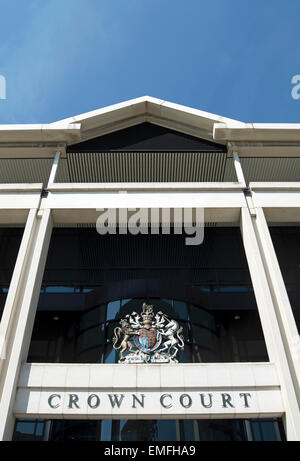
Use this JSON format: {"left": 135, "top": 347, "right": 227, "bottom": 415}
{"left": 50, "top": 96, "right": 245, "bottom": 146}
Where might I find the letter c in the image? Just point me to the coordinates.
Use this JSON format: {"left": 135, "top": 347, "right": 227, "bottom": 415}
{"left": 48, "top": 394, "right": 61, "bottom": 409}
{"left": 160, "top": 393, "right": 173, "bottom": 409}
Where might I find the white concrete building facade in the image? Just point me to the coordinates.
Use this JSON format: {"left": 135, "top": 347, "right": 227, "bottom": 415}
{"left": 0, "top": 97, "right": 299, "bottom": 441}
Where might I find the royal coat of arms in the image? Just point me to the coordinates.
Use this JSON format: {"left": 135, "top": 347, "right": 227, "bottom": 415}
{"left": 112, "top": 303, "right": 184, "bottom": 363}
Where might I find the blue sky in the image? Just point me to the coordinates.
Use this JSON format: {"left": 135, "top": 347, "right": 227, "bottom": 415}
{"left": 0, "top": 0, "right": 299, "bottom": 124}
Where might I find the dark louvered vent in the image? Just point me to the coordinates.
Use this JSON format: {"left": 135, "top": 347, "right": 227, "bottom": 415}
{"left": 61, "top": 151, "right": 228, "bottom": 183}
{"left": 44, "top": 227, "right": 250, "bottom": 287}
{"left": 60, "top": 122, "right": 229, "bottom": 183}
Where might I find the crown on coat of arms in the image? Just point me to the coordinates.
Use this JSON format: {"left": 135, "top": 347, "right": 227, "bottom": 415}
{"left": 141, "top": 303, "right": 154, "bottom": 321}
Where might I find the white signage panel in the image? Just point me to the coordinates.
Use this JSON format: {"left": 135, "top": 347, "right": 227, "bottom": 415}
{"left": 14, "top": 387, "right": 283, "bottom": 419}
{"left": 14, "top": 363, "right": 284, "bottom": 419}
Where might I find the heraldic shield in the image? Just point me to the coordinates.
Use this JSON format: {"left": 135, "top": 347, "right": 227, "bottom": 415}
{"left": 112, "top": 302, "right": 184, "bottom": 363}
{"left": 135, "top": 328, "right": 162, "bottom": 353}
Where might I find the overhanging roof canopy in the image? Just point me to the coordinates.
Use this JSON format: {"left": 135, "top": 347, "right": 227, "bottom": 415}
{"left": 1, "top": 95, "right": 300, "bottom": 158}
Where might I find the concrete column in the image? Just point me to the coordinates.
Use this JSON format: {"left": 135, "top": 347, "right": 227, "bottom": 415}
{"left": 240, "top": 207, "right": 300, "bottom": 440}
{"left": 232, "top": 151, "right": 246, "bottom": 188}
{"left": 47, "top": 151, "right": 61, "bottom": 188}
{"left": 0, "top": 208, "right": 52, "bottom": 441}
{"left": 252, "top": 207, "right": 300, "bottom": 404}
{"left": 0, "top": 209, "right": 37, "bottom": 366}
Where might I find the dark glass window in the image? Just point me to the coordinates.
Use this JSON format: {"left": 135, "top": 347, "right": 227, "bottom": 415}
{"left": 0, "top": 228, "right": 24, "bottom": 322}
{"left": 27, "top": 227, "right": 268, "bottom": 363}
{"left": 13, "top": 418, "right": 286, "bottom": 442}
{"left": 247, "top": 419, "right": 286, "bottom": 442}
{"left": 269, "top": 226, "right": 300, "bottom": 332}
{"left": 50, "top": 420, "right": 98, "bottom": 441}
{"left": 13, "top": 419, "right": 47, "bottom": 441}
{"left": 195, "top": 420, "right": 245, "bottom": 441}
